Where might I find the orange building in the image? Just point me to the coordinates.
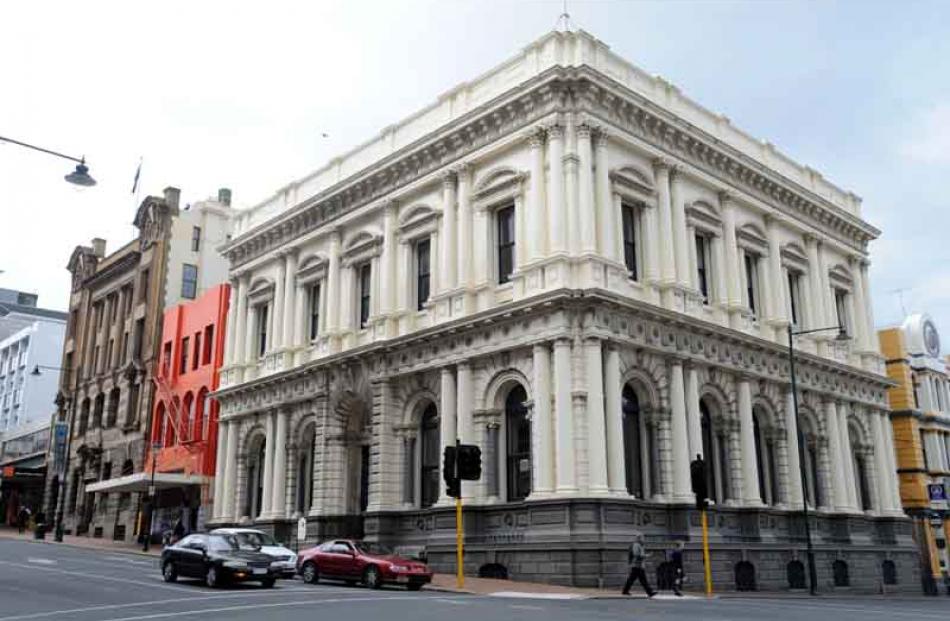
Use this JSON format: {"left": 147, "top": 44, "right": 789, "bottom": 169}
{"left": 145, "top": 283, "right": 229, "bottom": 534}
{"left": 880, "top": 314, "right": 950, "bottom": 594}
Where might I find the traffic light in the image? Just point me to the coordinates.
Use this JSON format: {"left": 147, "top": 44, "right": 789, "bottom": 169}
{"left": 690, "top": 455, "right": 708, "bottom": 510}
{"left": 443, "top": 446, "right": 460, "bottom": 498}
{"left": 457, "top": 444, "right": 482, "bottom": 481}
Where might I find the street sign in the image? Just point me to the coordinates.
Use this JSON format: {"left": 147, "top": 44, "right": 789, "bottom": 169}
{"left": 928, "top": 483, "right": 947, "bottom": 502}
{"left": 297, "top": 516, "right": 307, "bottom": 542}
{"left": 52, "top": 422, "right": 69, "bottom": 475}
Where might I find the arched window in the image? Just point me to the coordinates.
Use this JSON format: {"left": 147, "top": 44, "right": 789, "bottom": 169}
{"left": 246, "top": 437, "right": 266, "bottom": 518}
{"left": 700, "top": 399, "right": 730, "bottom": 503}
{"left": 753, "top": 407, "right": 777, "bottom": 505}
{"left": 78, "top": 399, "right": 90, "bottom": 435}
{"left": 154, "top": 402, "right": 166, "bottom": 446}
{"left": 168, "top": 397, "right": 180, "bottom": 446}
{"left": 622, "top": 384, "right": 645, "bottom": 497}
{"left": 801, "top": 414, "right": 824, "bottom": 508}
{"left": 182, "top": 393, "right": 195, "bottom": 443}
{"left": 106, "top": 388, "right": 120, "bottom": 427}
{"left": 194, "top": 388, "right": 209, "bottom": 442}
{"left": 505, "top": 385, "right": 531, "bottom": 502}
{"left": 850, "top": 425, "right": 872, "bottom": 511}
{"left": 92, "top": 393, "right": 104, "bottom": 428}
{"left": 420, "top": 404, "right": 440, "bottom": 508}
{"left": 296, "top": 425, "right": 314, "bottom": 514}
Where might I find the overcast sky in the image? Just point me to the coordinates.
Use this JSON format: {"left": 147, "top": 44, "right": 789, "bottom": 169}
{"left": 2, "top": 0, "right": 948, "bottom": 344}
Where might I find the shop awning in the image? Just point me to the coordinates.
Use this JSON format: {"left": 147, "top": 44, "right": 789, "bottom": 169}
{"left": 84, "top": 472, "right": 211, "bottom": 493}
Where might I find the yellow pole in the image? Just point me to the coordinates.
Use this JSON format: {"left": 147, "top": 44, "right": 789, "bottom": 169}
{"left": 456, "top": 495, "right": 464, "bottom": 589}
{"left": 701, "top": 509, "right": 713, "bottom": 597}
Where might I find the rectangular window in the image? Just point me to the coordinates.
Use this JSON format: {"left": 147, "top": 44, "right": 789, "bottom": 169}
{"left": 181, "top": 264, "right": 198, "bottom": 300}
{"left": 133, "top": 318, "right": 145, "bottom": 361}
{"left": 834, "top": 288, "right": 850, "bottom": 336}
{"left": 138, "top": 269, "right": 149, "bottom": 304}
{"left": 415, "top": 238, "right": 431, "bottom": 311}
{"left": 258, "top": 305, "right": 269, "bottom": 357}
{"left": 359, "top": 264, "right": 372, "bottom": 329}
{"left": 787, "top": 271, "right": 802, "bottom": 327}
{"left": 202, "top": 325, "right": 213, "bottom": 365}
{"left": 192, "top": 332, "right": 200, "bottom": 370}
{"left": 179, "top": 337, "right": 189, "bottom": 374}
{"left": 695, "top": 234, "right": 710, "bottom": 302}
{"left": 744, "top": 253, "right": 759, "bottom": 316}
{"left": 191, "top": 226, "right": 201, "bottom": 252}
{"left": 621, "top": 203, "right": 638, "bottom": 279}
{"left": 308, "top": 284, "right": 321, "bottom": 341}
{"left": 496, "top": 205, "right": 515, "bottom": 284}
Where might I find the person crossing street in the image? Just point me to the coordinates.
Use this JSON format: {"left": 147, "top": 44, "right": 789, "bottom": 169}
{"left": 622, "top": 532, "right": 656, "bottom": 597}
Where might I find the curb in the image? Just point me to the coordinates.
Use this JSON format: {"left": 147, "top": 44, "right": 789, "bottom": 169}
{"left": 0, "top": 533, "right": 160, "bottom": 560}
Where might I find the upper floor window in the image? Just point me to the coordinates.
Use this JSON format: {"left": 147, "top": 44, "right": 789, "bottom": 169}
{"left": 308, "top": 283, "right": 321, "bottom": 341}
{"left": 181, "top": 264, "right": 198, "bottom": 299}
{"left": 191, "top": 226, "right": 201, "bottom": 252}
{"left": 359, "top": 264, "right": 372, "bottom": 329}
{"left": 695, "top": 234, "right": 711, "bottom": 302}
{"left": 257, "top": 304, "right": 269, "bottom": 357}
{"left": 744, "top": 253, "right": 760, "bottom": 316}
{"left": 192, "top": 332, "right": 200, "bottom": 370}
{"left": 138, "top": 269, "right": 150, "bottom": 304}
{"left": 621, "top": 203, "right": 640, "bottom": 280}
{"left": 834, "top": 288, "right": 850, "bottom": 336}
{"left": 415, "top": 238, "right": 431, "bottom": 311}
{"left": 496, "top": 205, "right": 515, "bottom": 284}
{"left": 202, "top": 325, "right": 213, "bottom": 365}
{"left": 179, "top": 337, "right": 189, "bottom": 374}
{"left": 787, "top": 271, "right": 803, "bottom": 327}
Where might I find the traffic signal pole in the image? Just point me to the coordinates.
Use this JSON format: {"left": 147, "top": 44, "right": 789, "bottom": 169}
{"left": 701, "top": 508, "right": 713, "bottom": 597}
{"left": 455, "top": 437, "right": 464, "bottom": 589}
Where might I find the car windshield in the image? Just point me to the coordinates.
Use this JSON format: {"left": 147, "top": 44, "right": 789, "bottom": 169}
{"left": 208, "top": 535, "right": 239, "bottom": 553}
{"left": 354, "top": 541, "right": 393, "bottom": 556}
{"left": 232, "top": 531, "right": 278, "bottom": 548}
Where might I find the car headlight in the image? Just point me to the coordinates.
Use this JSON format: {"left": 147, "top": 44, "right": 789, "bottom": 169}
{"left": 224, "top": 561, "right": 248, "bottom": 569}
{"left": 390, "top": 565, "right": 408, "bottom": 572}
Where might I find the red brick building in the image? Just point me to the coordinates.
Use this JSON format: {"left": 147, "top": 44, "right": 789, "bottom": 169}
{"left": 146, "top": 283, "right": 229, "bottom": 534}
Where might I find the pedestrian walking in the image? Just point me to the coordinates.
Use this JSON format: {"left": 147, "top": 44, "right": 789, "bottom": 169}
{"left": 669, "top": 541, "right": 684, "bottom": 596}
{"left": 622, "top": 533, "right": 656, "bottom": 597}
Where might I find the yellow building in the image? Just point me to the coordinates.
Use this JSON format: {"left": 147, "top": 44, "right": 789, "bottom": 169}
{"left": 880, "top": 314, "right": 950, "bottom": 594}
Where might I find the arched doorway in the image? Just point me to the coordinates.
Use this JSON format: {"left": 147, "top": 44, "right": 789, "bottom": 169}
{"left": 621, "top": 383, "right": 652, "bottom": 498}
{"left": 752, "top": 406, "right": 777, "bottom": 505}
{"left": 296, "top": 423, "right": 314, "bottom": 515}
{"left": 700, "top": 398, "right": 730, "bottom": 504}
{"left": 801, "top": 412, "right": 824, "bottom": 509}
{"left": 245, "top": 436, "right": 266, "bottom": 519}
{"left": 419, "top": 403, "right": 440, "bottom": 508}
{"left": 505, "top": 385, "right": 531, "bottom": 502}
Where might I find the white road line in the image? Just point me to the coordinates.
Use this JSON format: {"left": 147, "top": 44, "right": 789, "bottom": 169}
{"left": 717, "top": 599, "right": 946, "bottom": 619}
{"left": 0, "top": 559, "right": 194, "bottom": 594}
{"left": 508, "top": 604, "right": 545, "bottom": 611}
{"left": 25, "top": 559, "right": 56, "bottom": 565}
{"left": 97, "top": 595, "right": 465, "bottom": 621}
{"left": 0, "top": 588, "right": 363, "bottom": 621}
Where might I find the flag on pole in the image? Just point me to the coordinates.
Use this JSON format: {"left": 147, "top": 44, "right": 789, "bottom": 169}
{"left": 131, "top": 158, "right": 142, "bottom": 195}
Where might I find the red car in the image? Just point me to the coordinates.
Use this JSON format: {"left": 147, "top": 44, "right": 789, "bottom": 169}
{"left": 297, "top": 539, "right": 432, "bottom": 590}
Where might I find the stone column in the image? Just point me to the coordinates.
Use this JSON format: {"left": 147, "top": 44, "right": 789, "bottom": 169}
{"left": 292, "top": 281, "right": 305, "bottom": 350}
{"left": 526, "top": 128, "right": 546, "bottom": 262}
{"left": 532, "top": 344, "right": 554, "bottom": 496}
{"left": 326, "top": 230, "right": 342, "bottom": 335}
{"left": 720, "top": 192, "right": 742, "bottom": 327}
{"left": 710, "top": 235, "right": 727, "bottom": 307}
{"left": 270, "top": 409, "right": 289, "bottom": 519}
{"left": 457, "top": 363, "right": 473, "bottom": 444}
{"left": 260, "top": 411, "right": 276, "bottom": 518}
{"left": 234, "top": 274, "right": 249, "bottom": 365}
{"left": 223, "top": 280, "right": 238, "bottom": 366}
{"left": 670, "top": 168, "right": 690, "bottom": 289}
{"left": 737, "top": 378, "right": 762, "bottom": 505}
{"left": 882, "top": 413, "right": 902, "bottom": 509}
{"left": 804, "top": 235, "right": 826, "bottom": 330}
{"left": 283, "top": 251, "right": 298, "bottom": 348}
{"left": 604, "top": 345, "right": 625, "bottom": 494}
{"left": 594, "top": 129, "right": 613, "bottom": 260}
{"left": 457, "top": 165, "right": 474, "bottom": 289}
{"left": 766, "top": 216, "right": 787, "bottom": 334}
{"left": 871, "top": 411, "right": 894, "bottom": 513}
{"left": 848, "top": 257, "right": 870, "bottom": 351}
{"left": 554, "top": 339, "right": 576, "bottom": 493}
{"left": 548, "top": 124, "right": 567, "bottom": 254}
{"left": 577, "top": 125, "right": 596, "bottom": 254}
{"left": 669, "top": 360, "right": 692, "bottom": 503}
{"left": 437, "top": 368, "right": 457, "bottom": 506}
{"left": 585, "top": 338, "right": 609, "bottom": 494}
{"left": 643, "top": 205, "right": 660, "bottom": 288}
{"left": 783, "top": 389, "right": 804, "bottom": 509}
{"left": 212, "top": 419, "right": 228, "bottom": 519}
{"left": 824, "top": 400, "right": 848, "bottom": 512}
{"left": 244, "top": 302, "right": 259, "bottom": 364}
{"left": 837, "top": 402, "right": 858, "bottom": 511}
{"left": 685, "top": 365, "right": 703, "bottom": 460}
{"left": 273, "top": 257, "right": 286, "bottom": 350}
{"left": 381, "top": 203, "right": 397, "bottom": 320}
{"left": 565, "top": 148, "right": 581, "bottom": 257}
{"left": 859, "top": 262, "right": 878, "bottom": 353}
{"left": 440, "top": 172, "right": 457, "bottom": 291}
{"left": 221, "top": 419, "right": 239, "bottom": 520}
{"left": 654, "top": 161, "right": 676, "bottom": 302}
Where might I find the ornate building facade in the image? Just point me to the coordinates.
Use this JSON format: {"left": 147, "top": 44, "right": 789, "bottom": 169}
{"left": 212, "top": 30, "right": 916, "bottom": 591}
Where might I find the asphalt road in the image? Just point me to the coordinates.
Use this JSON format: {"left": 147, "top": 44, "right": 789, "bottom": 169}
{"left": 0, "top": 539, "right": 947, "bottom": 621}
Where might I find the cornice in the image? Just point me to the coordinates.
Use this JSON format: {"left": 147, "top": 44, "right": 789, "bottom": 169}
{"left": 83, "top": 251, "right": 141, "bottom": 291}
{"left": 223, "top": 66, "right": 878, "bottom": 271}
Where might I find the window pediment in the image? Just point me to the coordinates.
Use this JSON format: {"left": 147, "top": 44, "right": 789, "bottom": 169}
{"left": 829, "top": 264, "right": 853, "bottom": 290}
{"left": 297, "top": 253, "right": 328, "bottom": 284}
{"left": 248, "top": 278, "right": 275, "bottom": 305}
{"left": 398, "top": 204, "right": 440, "bottom": 241}
{"left": 609, "top": 166, "right": 655, "bottom": 202}
{"left": 342, "top": 229, "right": 383, "bottom": 267}
{"left": 781, "top": 242, "right": 808, "bottom": 273}
{"left": 473, "top": 167, "right": 526, "bottom": 210}
{"left": 686, "top": 200, "right": 722, "bottom": 235}
{"left": 737, "top": 223, "right": 768, "bottom": 255}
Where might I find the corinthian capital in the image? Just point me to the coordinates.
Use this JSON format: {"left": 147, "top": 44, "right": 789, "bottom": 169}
{"left": 524, "top": 126, "right": 547, "bottom": 148}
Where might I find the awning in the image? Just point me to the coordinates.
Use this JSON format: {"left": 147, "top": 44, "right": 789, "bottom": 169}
{"left": 84, "top": 472, "right": 211, "bottom": 493}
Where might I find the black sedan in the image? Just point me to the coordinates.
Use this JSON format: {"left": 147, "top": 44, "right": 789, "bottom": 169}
{"left": 161, "top": 533, "right": 280, "bottom": 588}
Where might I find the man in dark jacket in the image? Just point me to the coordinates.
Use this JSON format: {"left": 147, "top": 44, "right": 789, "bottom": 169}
{"left": 622, "top": 533, "right": 656, "bottom": 597}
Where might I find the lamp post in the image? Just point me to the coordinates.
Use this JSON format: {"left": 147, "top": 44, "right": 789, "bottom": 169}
{"left": 31, "top": 365, "right": 70, "bottom": 542}
{"left": 143, "top": 441, "right": 162, "bottom": 552}
{"left": 0, "top": 135, "right": 96, "bottom": 186}
{"left": 787, "top": 323, "right": 849, "bottom": 595}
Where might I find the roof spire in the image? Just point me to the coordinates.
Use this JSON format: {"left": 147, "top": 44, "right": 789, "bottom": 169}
{"left": 555, "top": 0, "right": 573, "bottom": 32}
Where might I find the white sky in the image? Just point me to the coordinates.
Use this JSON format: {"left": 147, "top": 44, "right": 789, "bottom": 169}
{"left": 2, "top": 0, "right": 949, "bottom": 346}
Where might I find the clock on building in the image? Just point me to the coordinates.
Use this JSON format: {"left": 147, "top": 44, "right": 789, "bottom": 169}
{"left": 923, "top": 319, "right": 941, "bottom": 358}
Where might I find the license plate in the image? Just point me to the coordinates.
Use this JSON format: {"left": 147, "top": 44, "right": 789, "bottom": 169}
{"left": 253, "top": 568, "right": 267, "bottom": 575}
{"left": 396, "top": 575, "right": 409, "bottom": 583}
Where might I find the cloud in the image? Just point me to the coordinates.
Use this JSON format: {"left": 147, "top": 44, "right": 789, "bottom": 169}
{"left": 900, "top": 102, "right": 950, "bottom": 165}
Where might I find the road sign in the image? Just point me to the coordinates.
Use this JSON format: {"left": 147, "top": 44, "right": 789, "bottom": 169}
{"left": 297, "top": 516, "right": 308, "bottom": 542}
{"left": 52, "top": 422, "right": 69, "bottom": 475}
{"left": 928, "top": 483, "right": 947, "bottom": 502}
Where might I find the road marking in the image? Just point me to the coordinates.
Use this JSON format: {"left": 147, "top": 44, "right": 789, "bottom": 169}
{"left": 0, "top": 588, "right": 363, "bottom": 621}
{"left": 432, "top": 598, "right": 471, "bottom": 605}
{"left": 717, "top": 599, "right": 947, "bottom": 619}
{"left": 97, "top": 595, "right": 466, "bottom": 621}
{"left": 0, "top": 559, "right": 195, "bottom": 594}
{"left": 490, "top": 592, "right": 586, "bottom": 600}
{"left": 25, "top": 558, "right": 56, "bottom": 565}
{"left": 509, "top": 604, "right": 545, "bottom": 611}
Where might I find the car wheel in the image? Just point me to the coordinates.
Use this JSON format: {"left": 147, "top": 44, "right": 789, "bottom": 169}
{"left": 407, "top": 583, "right": 423, "bottom": 592}
{"left": 301, "top": 562, "right": 319, "bottom": 584}
{"left": 261, "top": 577, "right": 276, "bottom": 589}
{"left": 363, "top": 566, "right": 382, "bottom": 590}
{"left": 161, "top": 561, "right": 177, "bottom": 583}
{"left": 206, "top": 566, "right": 220, "bottom": 588}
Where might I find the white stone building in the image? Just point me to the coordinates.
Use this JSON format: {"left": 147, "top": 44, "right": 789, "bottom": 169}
{"left": 212, "top": 29, "right": 915, "bottom": 590}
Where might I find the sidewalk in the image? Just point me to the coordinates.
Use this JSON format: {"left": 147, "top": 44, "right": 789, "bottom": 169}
{"left": 0, "top": 526, "right": 160, "bottom": 558}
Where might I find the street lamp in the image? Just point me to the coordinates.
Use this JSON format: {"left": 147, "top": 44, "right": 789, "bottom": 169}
{"left": 32, "top": 365, "right": 70, "bottom": 542}
{"left": 31, "top": 364, "right": 64, "bottom": 376}
{"left": 787, "top": 323, "right": 849, "bottom": 595}
{"left": 143, "top": 441, "right": 162, "bottom": 552}
{"left": 0, "top": 135, "right": 96, "bottom": 186}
